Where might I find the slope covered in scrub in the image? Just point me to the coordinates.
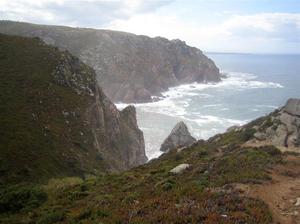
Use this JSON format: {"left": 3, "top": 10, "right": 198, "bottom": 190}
{"left": 2, "top": 110, "right": 299, "bottom": 223}
{"left": 0, "top": 33, "right": 146, "bottom": 185}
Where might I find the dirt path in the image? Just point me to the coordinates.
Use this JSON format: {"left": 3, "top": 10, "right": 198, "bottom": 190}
{"left": 235, "top": 156, "right": 300, "bottom": 224}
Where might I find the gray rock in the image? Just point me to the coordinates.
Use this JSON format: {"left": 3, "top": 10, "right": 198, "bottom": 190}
{"left": 284, "top": 98, "right": 300, "bottom": 116}
{"left": 160, "top": 121, "right": 196, "bottom": 152}
{"left": 271, "top": 124, "right": 288, "bottom": 147}
{"left": 120, "top": 106, "right": 148, "bottom": 166}
{"left": 170, "top": 164, "right": 190, "bottom": 174}
{"left": 86, "top": 86, "right": 148, "bottom": 171}
{"left": 252, "top": 98, "right": 300, "bottom": 150}
{"left": 254, "top": 132, "right": 267, "bottom": 141}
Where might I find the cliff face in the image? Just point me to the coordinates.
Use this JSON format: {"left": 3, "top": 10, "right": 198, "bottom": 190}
{"left": 0, "top": 34, "right": 146, "bottom": 184}
{"left": 0, "top": 21, "right": 221, "bottom": 103}
{"left": 86, "top": 87, "right": 147, "bottom": 171}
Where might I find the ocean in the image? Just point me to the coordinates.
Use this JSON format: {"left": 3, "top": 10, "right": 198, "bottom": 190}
{"left": 117, "top": 53, "right": 300, "bottom": 160}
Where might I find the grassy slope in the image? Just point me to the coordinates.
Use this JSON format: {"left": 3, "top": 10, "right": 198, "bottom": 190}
{"left": 2, "top": 125, "right": 297, "bottom": 224}
{"left": 0, "top": 34, "right": 107, "bottom": 185}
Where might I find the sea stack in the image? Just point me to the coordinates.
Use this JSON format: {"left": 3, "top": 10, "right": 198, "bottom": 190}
{"left": 160, "top": 121, "right": 196, "bottom": 152}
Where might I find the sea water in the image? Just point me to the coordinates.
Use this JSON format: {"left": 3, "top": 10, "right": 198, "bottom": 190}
{"left": 117, "top": 53, "right": 300, "bottom": 160}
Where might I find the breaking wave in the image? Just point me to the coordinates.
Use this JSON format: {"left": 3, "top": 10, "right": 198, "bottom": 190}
{"left": 116, "top": 71, "right": 284, "bottom": 159}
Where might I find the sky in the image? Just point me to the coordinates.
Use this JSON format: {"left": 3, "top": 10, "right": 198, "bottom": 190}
{"left": 0, "top": 0, "right": 300, "bottom": 54}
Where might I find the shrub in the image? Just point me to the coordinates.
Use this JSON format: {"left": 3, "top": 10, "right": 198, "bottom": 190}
{"left": 76, "top": 209, "right": 92, "bottom": 221}
{"left": 37, "top": 210, "right": 66, "bottom": 224}
{"left": 96, "top": 210, "right": 110, "bottom": 218}
{"left": 241, "top": 128, "right": 256, "bottom": 141}
{"left": 161, "top": 179, "right": 176, "bottom": 191}
{"left": 44, "top": 177, "right": 83, "bottom": 192}
{"left": 261, "top": 145, "right": 281, "bottom": 156}
{"left": 0, "top": 185, "right": 47, "bottom": 213}
{"left": 197, "top": 175, "right": 210, "bottom": 191}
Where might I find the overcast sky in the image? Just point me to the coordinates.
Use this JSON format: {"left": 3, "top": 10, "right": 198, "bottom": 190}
{"left": 0, "top": 0, "right": 300, "bottom": 54}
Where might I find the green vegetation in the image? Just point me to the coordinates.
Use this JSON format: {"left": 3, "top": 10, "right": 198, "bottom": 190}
{"left": 0, "top": 34, "right": 106, "bottom": 185}
{"left": 0, "top": 136, "right": 284, "bottom": 223}
{"left": 37, "top": 210, "right": 66, "bottom": 224}
{"left": 209, "top": 146, "right": 282, "bottom": 186}
{"left": 0, "top": 185, "right": 47, "bottom": 213}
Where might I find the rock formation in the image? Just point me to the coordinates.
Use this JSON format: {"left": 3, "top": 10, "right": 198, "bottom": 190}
{"left": 247, "top": 98, "right": 300, "bottom": 151}
{"left": 170, "top": 164, "right": 190, "bottom": 174}
{"left": 284, "top": 98, "right": 300, "bottom": 116}
{"left": 86, "top": 83, "right": 147, "bottom": 172}
{"left": 0, "top": 20, "right": 221, "bottom": 103}
{"left": 160, "top": 121, "right": 196, "bottom": 152}
{"left": 0, "top": 33, "right": 146, "bottom": 184}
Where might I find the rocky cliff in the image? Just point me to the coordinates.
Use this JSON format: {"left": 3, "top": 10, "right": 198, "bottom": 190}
{"left": 160, "top": 121, "right": 196, "bottom": 152}
{"left": 0, "top": 33, "right": 146, "bottom": 184}
{"left": 0, "top": 20, "right": 221, "bottom": 103}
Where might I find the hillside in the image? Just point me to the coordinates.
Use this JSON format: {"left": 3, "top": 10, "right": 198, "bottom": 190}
{"left": 1, "top": 99, "right": 299, "bottom": 223}
{"left": 0, "top": 33, "right": 146, "bottom": 185}
{"left": 0, "top": 20, "right": 221, "bottom": 103}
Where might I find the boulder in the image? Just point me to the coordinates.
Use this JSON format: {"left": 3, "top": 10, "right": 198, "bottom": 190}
{"left": 170, "top": 164, "right": 190, "bottom": 174}
{"left": 160, "top": 121, "right": 196, "bottom": 152}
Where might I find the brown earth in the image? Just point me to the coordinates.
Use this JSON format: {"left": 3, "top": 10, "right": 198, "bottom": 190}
{"left": 235, "top": 155, "right": 300, "bottom": 224}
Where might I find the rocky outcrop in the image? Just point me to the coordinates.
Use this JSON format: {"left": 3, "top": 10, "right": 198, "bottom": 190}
{"left": 0, "top": 20, "right": 221, "bottom": 103}
{"left": 284, "top": 98, "right": 300, "bottom": 116}
{"left": 86, "top": 84, "right": 147, "bottom": 172}
{"left": 160, "top": 121, "right": 196, "bottom": 152}
{"left": 53, "top": 48, "right": 147, "bottom": 171}
{"left": 0, "top": 33, "right": 146, "bottom": 184}
{"left": 250, "top": 98, "right": 300, "bottom": 151}
{"left": 120, "top": 106, "right": 148, "bottom": 166}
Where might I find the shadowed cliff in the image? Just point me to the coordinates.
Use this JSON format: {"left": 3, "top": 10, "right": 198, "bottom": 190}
{"left": 0, "top": 33, "right": 146, "bottom": 184}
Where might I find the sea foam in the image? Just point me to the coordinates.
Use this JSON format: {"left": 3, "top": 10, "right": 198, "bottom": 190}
{"left": 116, "top": 71, "right": 283, "bottom": 160}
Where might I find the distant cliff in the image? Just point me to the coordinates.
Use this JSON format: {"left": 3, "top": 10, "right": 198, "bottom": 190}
{"left": 0, "top": 20, "right": 221, "bottom": 103}
{"left": 0, "top": 33, "right": 146, "bottom": 184}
